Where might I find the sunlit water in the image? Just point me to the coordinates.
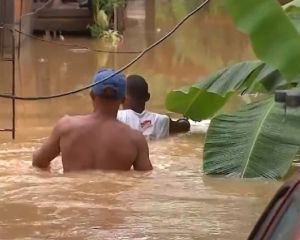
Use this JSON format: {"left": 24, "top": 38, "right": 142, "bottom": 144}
{"left": 0, "top": 1, "right": 281, "bottom": 239}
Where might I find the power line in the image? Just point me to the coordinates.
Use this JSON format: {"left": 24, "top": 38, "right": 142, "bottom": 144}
{"left": 0, "top": 0, "right": 210, "bottom": 101}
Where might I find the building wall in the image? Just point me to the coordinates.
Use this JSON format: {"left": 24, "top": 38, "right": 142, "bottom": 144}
{"left": 15, "top": 0, "right": 32, "bottom": 21}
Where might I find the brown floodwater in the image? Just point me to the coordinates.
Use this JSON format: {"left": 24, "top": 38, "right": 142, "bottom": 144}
{"left": 0, "top": 0, "right": 281, "bottom": 239}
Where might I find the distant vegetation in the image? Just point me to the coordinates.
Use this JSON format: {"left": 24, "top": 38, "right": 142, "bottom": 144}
{"left": 88, "top": 0, "right": 125, "bottom": 43}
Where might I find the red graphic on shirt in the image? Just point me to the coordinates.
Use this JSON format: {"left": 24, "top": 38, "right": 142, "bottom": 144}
{"left": 140, "top": 120, "right": 153, "bottom": 130}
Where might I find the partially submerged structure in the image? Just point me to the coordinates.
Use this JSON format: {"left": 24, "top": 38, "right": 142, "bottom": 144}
{"left": 32, "top": 0, "right": 93, "bottom": 33}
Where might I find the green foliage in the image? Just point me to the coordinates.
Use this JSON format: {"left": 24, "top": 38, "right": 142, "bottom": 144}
{"left": 102, "top": 29, "right": 123, "bottom": 47}
{"left": 92, "top": 0, "right": 125, "bottom": 16}
{"left": 89, "top": 9, "right": 109, "bottom": 38}
{"left": 89, "top": 0, "right": 125, "bottom": 39}
{"left": 165, "top": 0, "right": 300, "bottom": 179}
{"left": 203, "top": 98, "right": 300, "bottom": 179}
{"left": 224, "top": 0, "right": 300, "bottom": 81}
{"left": 284, "top": 0, "right": 300, "bottom": 12}
{"left": 165, "top": 61, "right": 295, "bottom": 120}
{"left": 284, "top": 0, "right": 300, "bottom": 33}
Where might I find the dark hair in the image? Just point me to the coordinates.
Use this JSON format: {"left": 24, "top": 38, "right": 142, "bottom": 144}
{"left": 100, "top": 87, "right": 118, "bottom": 100}
{"left": 126, "top": 75, "right": 150, "bottom": 100}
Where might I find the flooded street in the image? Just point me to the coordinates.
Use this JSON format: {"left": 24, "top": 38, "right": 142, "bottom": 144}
{"left": 0, "top": 135, "right": 280, "bottom": 240}
{"left": 0, "top": 1, "right": 281, "bottom": 239}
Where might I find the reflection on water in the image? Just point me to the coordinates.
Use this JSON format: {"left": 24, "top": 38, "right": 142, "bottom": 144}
{"left": 0, "top": 0, "right": 280, "bottom": 239}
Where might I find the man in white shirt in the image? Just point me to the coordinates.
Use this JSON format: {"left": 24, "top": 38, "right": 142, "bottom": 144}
{"left": 117, "top": 75, "right": 190, "bottom": 140}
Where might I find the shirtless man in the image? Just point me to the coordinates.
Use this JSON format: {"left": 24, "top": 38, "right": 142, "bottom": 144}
{"left": 32, "top": 69, "right": 152, "bottom": 172}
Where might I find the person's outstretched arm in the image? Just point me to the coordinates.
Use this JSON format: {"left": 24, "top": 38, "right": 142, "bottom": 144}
{"left": 32, "top": 117, "right": 67, "bottom": 169}
{"left": 169, "top": 118, "right": 191, "bottom": 134}
{"left": 133, "top": 132, "right": 153, "bottom": 171}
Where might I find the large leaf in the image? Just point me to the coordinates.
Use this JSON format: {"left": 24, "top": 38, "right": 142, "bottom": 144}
{"left": 284, "top": 0, "right": 300, "bottom": 11}
{"left": 166, "top": 61, "right": 289, "bottom": 120}
{"left": 284, "top": 0, "right": 300, "bottom": 33}
{"left": 203, "top": 98, "right": 300, "bottom": 179}
{"left": 225, "top": 0, "right": 300, "bottom": 81}
{"left": 244, "top": 64, "right": 285, "bottom": 93}
{"left": 287, "top": 12, "right": 300, "bottom": 33}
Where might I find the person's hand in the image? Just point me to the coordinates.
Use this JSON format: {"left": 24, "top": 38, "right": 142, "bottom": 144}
{"left": 177, "top": 118, "right": 189, "bottom": 124}
{"left": 177, "top": 118, "right": 190, "bottom": 131}
{"left": 169, "top": 117, "right": 191, "bottom": 133}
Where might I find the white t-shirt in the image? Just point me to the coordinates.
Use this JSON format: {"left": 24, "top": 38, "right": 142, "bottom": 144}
{"left": 117, "top": 109, "right": 170, "bottom": 140}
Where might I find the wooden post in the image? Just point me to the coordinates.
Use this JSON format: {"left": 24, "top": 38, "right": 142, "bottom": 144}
{"left": 145, "top": 0, "right": 155, "bottom": 64}
{"left": 0, "top": 0, "right": 14, "bottom": 55}
{"left": 17, "top": 0, "right": 23, "bottom": 59}
{"left": 145, "top": 0, "right": 155, "bottom": 33}
{"left": 145, "top": 0, "right": 156, "bottom": 47}
{"left": 0, "top": 0, "right": 16, "bottom": 139}
{"left": 11, "top": 30, "right": 16, "bottom": 139}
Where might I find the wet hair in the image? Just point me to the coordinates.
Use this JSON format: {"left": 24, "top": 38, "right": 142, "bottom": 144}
{"left": 100, "top": 87, "right": 118, "bottom": 100}
{"left": 126, "top": 75, "right": 150, "bottom": 101}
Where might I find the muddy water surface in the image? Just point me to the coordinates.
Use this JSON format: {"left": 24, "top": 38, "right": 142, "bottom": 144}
{"left": 0, "top": 1, "right": 280, "bottom": 239}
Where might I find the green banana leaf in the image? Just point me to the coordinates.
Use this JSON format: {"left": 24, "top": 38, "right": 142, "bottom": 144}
{"left": 244, "top": 64, "right": 284, "bottom": 93}
{"left": 224, "top": 0, "right": 300, "bottom": 81}
{"left": 203, "top": 98, "right": 300, "bottom": 179}
{"left": 165, "top": 61, "right": 290, "bottom": 120}
{"left": 287, "top": 13, "right": 300, "bottom": 33}
{"left": 284, "top": 1, "right": 300, "bottom": 33}
{"left": 284, "top": 0, "right": 300, "bottom": 11}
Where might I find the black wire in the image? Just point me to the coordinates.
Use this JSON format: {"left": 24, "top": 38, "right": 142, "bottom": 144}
{"left": 0, "top": 0, "right": 210, "bottom": 101}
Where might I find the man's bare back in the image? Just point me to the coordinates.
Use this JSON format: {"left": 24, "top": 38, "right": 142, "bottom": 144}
{"left": 32, "top": 68, "right": 152, "bottom": 172}
{"left": 33, "top": 114, "right": 151, "bottom": 172}
{"left": 61, "top": 115, "right": 145, "bottom": 171}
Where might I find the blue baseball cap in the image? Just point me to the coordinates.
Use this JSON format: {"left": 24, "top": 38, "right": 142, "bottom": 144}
{"left": 91, "top": 68, "right": 126, "bottom": 100}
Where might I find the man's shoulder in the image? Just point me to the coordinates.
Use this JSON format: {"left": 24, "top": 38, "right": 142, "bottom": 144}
{"left": 136, "top": 110, "right": 165, "bottom": 120}
{"left": 115, "top": 118, "right": 137, "bottom": 132}
{"left": 114, "top": 119, "right": 145, "bottom": 142}
{"left": 55, "top": 115, "right": 86, "bottom": 133}
{"left": 156, "top": 113, "right": 169, "bottom": 120}
{"left": 118, "top": 109, "right": 167, "bottom": 118}
{"left": 117, "top": 109, "right": 134, "bottom": 116}
{"left": 129, "top": 128, "right": 145, "bottom": 142}
{"left": 56, "top": 114, "right": 79, "bottom": 125}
